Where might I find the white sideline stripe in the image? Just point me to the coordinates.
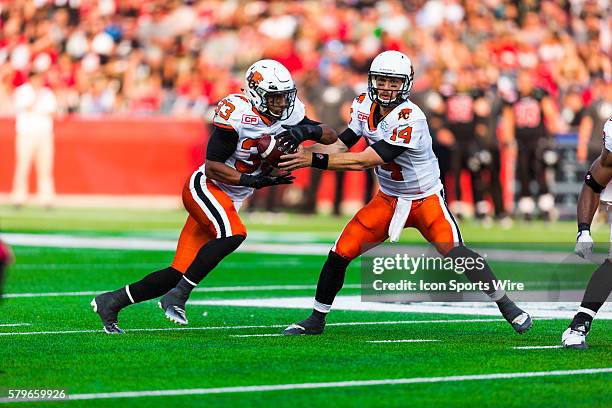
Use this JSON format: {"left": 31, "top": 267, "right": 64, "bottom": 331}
{"left": 2, "top": 284, "right": 362, "bottom": 299}
{"left": 367, "top": 339, "right": 440, "bottom": 343}
{"left": 189, "top": 296, "right": 612, "bottom": 319}
{"left": 513, "top": 345, "right": 563, "bottom": 350}
{"left": 0, "top": 323, "right": 30, "bottom": 327}
{"left": 0, "top": 319, "right": 503, "bottom": 337}
{"left": 229, "top": 334, "right": 283, "bottom": 338}
{"left": 0, "top": 233, "right": 598, "bottom": 263}
{"left": 0, "top": 368, "right": 608, "bottom": 402}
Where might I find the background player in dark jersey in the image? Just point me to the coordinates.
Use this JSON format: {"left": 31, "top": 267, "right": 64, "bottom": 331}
{"left": 502, "top": 70, "right": 563, "bottom": 221}
{"left": 439, "top": 70, "right": 486, "bottom": 219}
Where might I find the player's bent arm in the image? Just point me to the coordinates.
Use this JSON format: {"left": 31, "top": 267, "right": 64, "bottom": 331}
{"left": 577, "top": 151, "right": 612, "bottom": 229}
{"left": 204, "top": 125, "right": 243, "bottom": 185}
{"left": 318, "top": 123, "right": 338, "bottom": 145}
{"left": 205, "top": 160, "right": 243, "bottom": 185}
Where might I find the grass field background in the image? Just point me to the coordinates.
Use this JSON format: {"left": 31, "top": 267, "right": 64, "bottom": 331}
{"left": 0, "top": 205, "right": 611, "bottom": 407}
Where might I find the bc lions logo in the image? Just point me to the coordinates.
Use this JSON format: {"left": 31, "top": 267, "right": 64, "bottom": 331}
{"left": 247, "top": 71, "right": 264, "bottom": 89}
{"left": 398, "top": 108, "right": 412, "bottom": 120}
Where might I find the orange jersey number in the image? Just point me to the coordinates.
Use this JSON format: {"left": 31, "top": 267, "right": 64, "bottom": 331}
{"left": 379, "top": 160, "right": 403, "bottom": 181}
{"left": 235, "top": 138, "right": 261, "bottom": 174}
{"left": 389, "top": 126, "right": 412, "bottom": 144}
{"left": 215, "top": 99, "right": 236, "bottom": 120}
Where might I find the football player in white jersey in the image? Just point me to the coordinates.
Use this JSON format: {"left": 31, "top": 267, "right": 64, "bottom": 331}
{"left": 279, "top": 50, "right": 532, "bottom": 335}
{"left": 91, "top": 60, "right": 337, "bottom": 333}
{"left": 564, "top": 117, "right": 612, "bottom": 349}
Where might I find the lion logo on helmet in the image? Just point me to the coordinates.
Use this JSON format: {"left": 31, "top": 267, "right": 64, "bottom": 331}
{"left": 247, "top": 71, "right": 264, "bottom": 89}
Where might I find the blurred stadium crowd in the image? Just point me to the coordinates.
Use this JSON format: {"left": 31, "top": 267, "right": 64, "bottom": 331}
{"left": 1, "top": 0, "right": 611, "bottom": 218}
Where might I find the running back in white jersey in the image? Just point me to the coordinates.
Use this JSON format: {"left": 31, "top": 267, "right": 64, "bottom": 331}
{"left": 202, "top": 93, "right": 306, "bottom": 201}
{"left": 347, "top": 94, "right": 443, "bottom": 199}
{"left": 598, "top": 118, "right": 612, "bottom": 203}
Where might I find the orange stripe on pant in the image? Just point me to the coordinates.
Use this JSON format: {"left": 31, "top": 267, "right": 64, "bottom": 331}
{"left": 171, "top": 171, "right": 247, "bottom": 273}
{"left": 332, "top": 190, "right": 462, "bottom": 260}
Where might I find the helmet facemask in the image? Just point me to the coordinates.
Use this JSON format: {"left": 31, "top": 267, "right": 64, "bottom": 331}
{"left": 368, "top": 72, "right": 412, "bottom": 107}
{"left": 257, "top": 87, "right": 297, "bottom": 121}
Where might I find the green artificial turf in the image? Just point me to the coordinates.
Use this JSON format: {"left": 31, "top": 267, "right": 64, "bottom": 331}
{"left": 0, "top": 245, "right": 610, "bottom": 407}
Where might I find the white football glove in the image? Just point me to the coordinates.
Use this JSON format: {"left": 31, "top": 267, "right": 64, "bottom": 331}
{"left": 575, "top": 230, "right": 594, "bottom": 258}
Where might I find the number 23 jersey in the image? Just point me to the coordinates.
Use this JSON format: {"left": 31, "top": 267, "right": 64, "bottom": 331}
{"left": 347, "top": 95, "right": 443, "bottom": 199}
{"left": 202, "top": 93, "right": 306, "bottom": 202}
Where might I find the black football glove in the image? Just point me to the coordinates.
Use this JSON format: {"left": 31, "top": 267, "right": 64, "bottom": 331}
{"left": 276, "top": 124, "right": 323, "bottom": 152}
{"left": 239, "top": 172, "right": 295, "bottom": 189}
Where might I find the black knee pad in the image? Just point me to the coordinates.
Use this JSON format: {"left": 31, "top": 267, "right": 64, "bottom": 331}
{"left": 327, "top": 251, "right": 351, "bottom": 271}
{"left": 225, "top": 234, "right": 246, "bottom": 250}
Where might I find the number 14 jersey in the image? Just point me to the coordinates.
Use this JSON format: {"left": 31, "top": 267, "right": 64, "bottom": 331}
{"left": 347, "top": 94, "right": 442, "bottom": 199}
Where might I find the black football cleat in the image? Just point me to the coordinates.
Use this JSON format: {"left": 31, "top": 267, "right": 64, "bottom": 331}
{"left": 91, "top": 292, "right": 124, "bottom": 334}
{"left": 498, "top": 300, "right": 532, "bottom": 334}
{"left": 283, "top": 314, "right": 326, "bottom": 335}
{"left": 159, "top": 288, "right": 188, "bottom": 325}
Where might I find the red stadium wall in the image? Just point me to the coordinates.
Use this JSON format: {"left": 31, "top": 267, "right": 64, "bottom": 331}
{"left": 0, "top": 116, "right": 499, "bottom": 209}
{"left": 0, "top": 116, "right": 207, "bottom": 196}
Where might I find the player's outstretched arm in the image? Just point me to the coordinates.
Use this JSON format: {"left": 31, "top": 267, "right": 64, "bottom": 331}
{"left": 578, "top": 153, "right": 612, "bottom": 226}
{"left": 575, "top": 150, "right": 612, "bottom": 257}
{"left": 301, "top": 138, "right": 350, "bottom": 155}
{"left": 279, "top": 145, "right": 385, "bottom": 172}
{"left": 276, "top": 117, "right": 338, "bottom": 152}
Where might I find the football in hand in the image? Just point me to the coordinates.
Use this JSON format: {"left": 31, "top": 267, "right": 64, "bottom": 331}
{"left": 257, "top": 134, "right": 293, "bottom": 168}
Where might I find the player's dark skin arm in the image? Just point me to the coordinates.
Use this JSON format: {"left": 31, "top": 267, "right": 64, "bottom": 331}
{"left": 204, "top": 125, "right": 293, "bottom": 187}
{"left": 577, "top": 150, "right": 612, "bottom": 225}
{"left": 205, "top": 160, "right": 243, "bottom": 185}
{"left": 317, "top": 124, "right": 338, "bottom": 145}
{"left": 203, "top": 126, "right": 244, "bottom": 185}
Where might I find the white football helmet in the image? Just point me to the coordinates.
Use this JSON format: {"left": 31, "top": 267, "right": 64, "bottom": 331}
{"left": 244, "top": 59, "right": 297, "bottom": 121}
{"left": 368, "top": 50, "right": 414, "bottom": 107}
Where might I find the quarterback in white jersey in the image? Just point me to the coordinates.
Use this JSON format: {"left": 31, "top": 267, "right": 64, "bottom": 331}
{"left": 280, "top": 50, "right": 532, "bottom": 336}
{"left": 91, "top": 60, "right": 336, "bottom": 333}
{"left": 564, "top": 117, "right": 612, "bottom": 349}
{"left": 345, "top": 92, "right": 443, "bottom": 199}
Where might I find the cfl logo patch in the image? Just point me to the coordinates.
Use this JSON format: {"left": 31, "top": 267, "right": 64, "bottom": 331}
{"left": 242, "top": 114, "right": 259, "bottom": 124}
{"left": 357, "top": 112, "right": 369, "bottom": 122}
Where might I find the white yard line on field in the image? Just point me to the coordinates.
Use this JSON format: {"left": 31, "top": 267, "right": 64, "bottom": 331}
{"left": 229, "top": 334, "right": 283, "bottom": 338}
{"left": 513, "top": 345, "right": 563, "bottom": 350}
{"left": 366, "top": 339, "right": 440, "bottom": 343}
{"left": 0, "top": 368, "right": 609, "bottom": 403}
{"left": 0, "top": 323, "right": 30, "bottom": 327}
{"left": 0, "top": 319, "right": 504, "bottom": 336}
{"left": 2, "top": 284, "right": 362, "bottom": 299}
{"left": 0, "top": 233, "right": 594, "bottom": 264}
{"left": 188, "top": 296, "right": 612, "bottom": 319}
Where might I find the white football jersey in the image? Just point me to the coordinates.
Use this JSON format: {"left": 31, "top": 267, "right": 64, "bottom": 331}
{"left": 598, "top": 117, "right": 612, "bottom": 203}
{"left": 200, "top": 93, "right": 305, "bottom": 202}
{"left": 347, "top": 94, "right": 443, "bottom": 199}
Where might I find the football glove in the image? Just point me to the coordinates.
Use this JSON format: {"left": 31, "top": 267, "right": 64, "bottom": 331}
{"left": 276, "top": 124, "right": 322, "bottom": 152}
{"left": 239, "top": 172, "right": 295, "bottom": 189}
{"left": 575, "top": 230, "right": 594, "bottom": 258}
